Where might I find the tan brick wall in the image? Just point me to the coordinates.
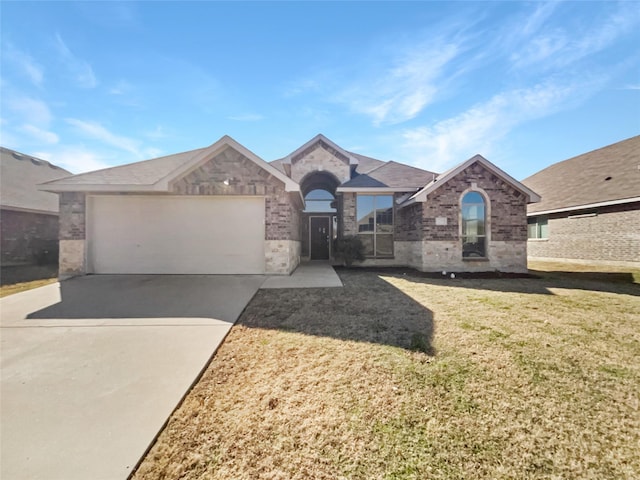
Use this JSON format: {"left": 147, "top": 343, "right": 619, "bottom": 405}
{"left": 59, "top": 192, "right": 86, "bottom": 241}
{"left": 528, "top": 203, "right": 640, "bottom": 264}
{"left": 265, "top": 240, "right": 301, "bottom": 274}
{"left": 291, "top": 142, "right": 350, "bottom": 184}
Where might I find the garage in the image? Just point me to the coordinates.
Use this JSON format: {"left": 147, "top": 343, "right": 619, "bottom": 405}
{"left": 87, "top": 195, "right": 265, "bottom": 274}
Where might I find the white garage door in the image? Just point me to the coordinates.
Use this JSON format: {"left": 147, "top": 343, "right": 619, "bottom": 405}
{"left": 87, "top": 195, "right": 265, "bottom": 274}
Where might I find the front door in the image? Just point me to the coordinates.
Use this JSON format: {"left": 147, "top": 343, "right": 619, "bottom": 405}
{"left": 310, "top": 217, "right": 330, "bottom": 260}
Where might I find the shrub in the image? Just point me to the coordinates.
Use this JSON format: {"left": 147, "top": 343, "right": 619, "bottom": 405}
{"left": 334, "top": 235, "right": 365, "bottom": 267}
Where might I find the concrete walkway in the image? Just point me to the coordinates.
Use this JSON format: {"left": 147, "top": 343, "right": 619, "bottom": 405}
{"left": 261, "top": 261, "right": 343, "bottom": 288}
{"left": 0, "top": 275, "right": 265, "bottom": 480}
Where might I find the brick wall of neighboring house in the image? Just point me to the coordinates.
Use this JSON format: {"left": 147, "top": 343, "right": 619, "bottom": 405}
{"left": 528, "top": 202, "right": 640, "bottom": 264}
{"left": 291, "top": 142, "right": 350, "bottom": 184}
{"left": 58, "top": 192, "right": 86, "bottom": 278}
{"left": 0, "top": 209, "right": 59, "bottom": 266}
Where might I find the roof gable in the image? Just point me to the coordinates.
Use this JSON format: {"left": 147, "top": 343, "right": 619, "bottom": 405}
{"left": 39, "top": 136, "right": 299, "bottom": 193}
{"left": 409, "top": 154, "right": 540, "bottom": 204}
{"left": 522, "top": 135, "right": 640, "bottom": 214}
{"left": 285, "top": 134, "right": 357, "bottom": 166}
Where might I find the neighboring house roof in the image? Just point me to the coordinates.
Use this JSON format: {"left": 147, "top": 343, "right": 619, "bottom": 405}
{"left": 339, "top": 161, "right": 437, "bottom": 190}
{"left": 407, "top": 154, "right": 541, "bottom": 206}
{"left": 522, "top": 135, "right": 640, "bottom": 215}
{"left": 40, "top": 136, "right": 299, "bottom": 193}
{"left": 0, "top": 146, "right": 71, "bottom": 214}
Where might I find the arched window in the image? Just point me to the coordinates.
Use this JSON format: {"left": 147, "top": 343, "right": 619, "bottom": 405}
{"left": 304, "top": 189, "right": 336, "bottom": 212}
{"left": 461, "top": 191, "right": 486, "bottom": 258}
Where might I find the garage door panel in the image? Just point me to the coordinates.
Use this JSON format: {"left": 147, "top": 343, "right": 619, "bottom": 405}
{"left": 87, "top": 196, "right": 265, "bottom": 274}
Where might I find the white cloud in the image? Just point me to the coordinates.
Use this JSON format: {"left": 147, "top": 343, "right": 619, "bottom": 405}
{"left": 55, "top": 34, "right": 98, "bottom": 88}
{"left": 19, "top": 124, "right": 59, "bottom": 144}
{"left": 401, "top": 79, "right": 598, "bottom": 172}
{"left": 228, "top": 113, "right": 265, "bottom": 122}
{"left": 337, "top": 41, "right": 461, "bottom": 126}
{"left": 66, "top": 118, "right": 142, "bottom": 157}
{"left": 5, "top": 96, "right": 53, "bottom": 126}
{"left": 4, "top": 44, "right": 44, "bottom": 86}
{"left": 509, "top": 2, "right": 640, "bottom": 71}
{"left": 35, "top": 146, "right": 112, "bottom": 174}
{"left": 108, "top": 80, "right": 132, "bottom": 95}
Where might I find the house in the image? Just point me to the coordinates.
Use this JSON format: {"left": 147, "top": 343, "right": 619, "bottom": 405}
{"left": 0, "top": 147, "right": 71, "bottom": 270}
{"left": 522, "top": 135, "right": 640, "bottom": 266}
{"left": 39, "top": 134, "right": 540, "bottom": 278}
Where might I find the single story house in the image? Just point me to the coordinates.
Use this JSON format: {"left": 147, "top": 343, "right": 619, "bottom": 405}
{"left": 522, "top": 135, "right": 639, "bottom": 266}
{"left": 1, "top": 146, "right": 71, "bottom": 267}
{"left": 39, "top": 134, "right": 540, "bottom": 278}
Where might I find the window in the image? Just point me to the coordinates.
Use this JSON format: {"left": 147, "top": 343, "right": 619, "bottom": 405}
{"left": 527, "top": 217, "right": 548, "bottom": 239}
{"left": 304, "top": 189, "right": 336, "bottom": 213}
{"left": 461, "top": 191, "right": 486, "bottom": 258}
{"left": 357, "top": 195, "right": 393, "bottom": 257}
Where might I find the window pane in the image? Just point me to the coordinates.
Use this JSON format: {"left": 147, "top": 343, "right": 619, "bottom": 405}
{"left": 463, "top": 191, "right": 484, "bottom": 204}
{"left": 357, "top": 196, "right": 375, "bottom": 232}
{"left": 358, "top": 234, "right": 374, "bottom": 256}
{"left": 375, "top": 195, "right": 393, "bottom": 226}
{"left": 376, "top": 234, "right": 394, "bottom": 256}
{"left": 528, "top": 222, "right": 538, "bottom": 239}
{"left": 539, "top": 219, "right": 549, "bottom": 239}
{"left": 463, "top": 236, "right": 486, "bottom": 257}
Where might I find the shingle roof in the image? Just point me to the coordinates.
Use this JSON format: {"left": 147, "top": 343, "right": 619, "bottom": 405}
{"left": 348, "top": 152, "right": 387, "bottom": 174}
{"left": 522, "top": 135, "right": 640, "bottom": 214}
{"left": 41, "top": 148, "right": 206, "bottom": 186}
{"left": 341, "top": 160, "right": 437, "bottom": 189}
{"left": 0, "top": 147, "right": 71, "bottom": 214}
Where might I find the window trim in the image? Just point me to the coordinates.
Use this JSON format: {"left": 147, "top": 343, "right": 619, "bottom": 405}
{"left": 356, "top": 194, "right": 395, "bottom": 258}
{"left": 460, "top": 189, "right": 489, "bottom": 259}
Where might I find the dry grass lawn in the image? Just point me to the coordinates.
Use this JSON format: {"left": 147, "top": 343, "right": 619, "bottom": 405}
{"left": 0, "top": 277, "right": 57, "bottom": 298}
{"left": 133, "top": 263, "right": 639, "bottom": 480}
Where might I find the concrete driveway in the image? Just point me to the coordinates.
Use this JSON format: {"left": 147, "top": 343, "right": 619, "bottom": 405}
{"left": 0, "top": 274, "right": 265, "bottom": 480}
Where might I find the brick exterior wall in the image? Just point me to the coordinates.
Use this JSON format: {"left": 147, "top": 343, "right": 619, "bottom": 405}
{"left": 0, "top": 209, "right": 59, "bottom": 266}
{"left": 339, "top": 161, "right": 529, "bottom": 272}
{"left": 528, "top": 202, "right": 640, "bottom": 264}
{"left": 291, "top": 143, "right": 350, "bottom": 184}
{"left": 59, "top": 192, "right": 86, "bottom": 240}
{"left": 171, "top": 146, "right": 301, "bottom": 243}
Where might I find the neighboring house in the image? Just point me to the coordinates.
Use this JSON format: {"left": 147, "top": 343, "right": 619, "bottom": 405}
{"left": 0, "top": 147, "right": 71, "bottom": 267}
{"left": 39, "top": 134, "right": 540, "bottom": 278}
{"left": 522, "top": 135, "right": 640, "bottom": 266}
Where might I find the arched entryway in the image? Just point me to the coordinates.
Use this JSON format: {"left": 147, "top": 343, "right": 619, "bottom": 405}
{"left": 299, "top": 171, "right": 340, "bottom": 260}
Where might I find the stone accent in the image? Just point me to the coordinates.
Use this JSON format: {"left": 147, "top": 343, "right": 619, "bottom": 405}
{"left": 528, "top": 203, "right": 640, "bottom": 264}
{"left": 265, "top": 240, "right": 301, "bottom": 274}
{"left": 0, "top": 210, "right": 59, "bottom": 266}
{"left": 291, "top": 143, "right": 350, "bottom": 184}
{"left": 59, "top": 192, "right": 86, "bottom": 240}
{"left": 340, "top": 193, "right": 357, "bottom": 236}
{"left": 59, "top": 239, "right": 85, "bottom": 279}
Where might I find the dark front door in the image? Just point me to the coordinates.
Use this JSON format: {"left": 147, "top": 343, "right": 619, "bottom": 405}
{"left": 310, "top": 217, "right": 330, "bottom": 260}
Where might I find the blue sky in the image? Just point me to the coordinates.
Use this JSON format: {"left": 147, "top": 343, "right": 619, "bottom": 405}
{"left": 1, "top": 1, "right": 638, "bottom": 179}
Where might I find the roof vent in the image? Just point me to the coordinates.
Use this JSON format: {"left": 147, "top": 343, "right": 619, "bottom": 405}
{"left": 12, "top": 152, "right": 25, "bottom": 160}
{"left": 604, "top": 176, "right": 612, "bottom": 181}
{"left": 30, "top": 158, "right": 42, "bottom": 166}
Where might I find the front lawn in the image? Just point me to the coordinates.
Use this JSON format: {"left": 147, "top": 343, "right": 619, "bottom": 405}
{"left": 133, "top": 265, "right": 639, "bottom": 480}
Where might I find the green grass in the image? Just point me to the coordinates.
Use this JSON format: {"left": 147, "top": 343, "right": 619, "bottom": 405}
{"left": 134, "top": 263, "right": 640, "bottom": 480}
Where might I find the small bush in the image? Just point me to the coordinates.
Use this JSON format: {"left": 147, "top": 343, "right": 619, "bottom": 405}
{"left": 334, "top": 235, "right": 365, "bottom": 267}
